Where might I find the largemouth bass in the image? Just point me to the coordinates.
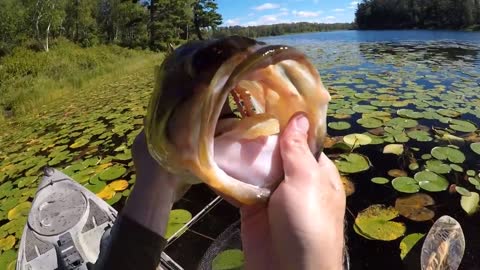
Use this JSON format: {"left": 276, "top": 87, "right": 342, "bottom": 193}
{"left": 145, "top": 36, "right": 330, "bottom": 205}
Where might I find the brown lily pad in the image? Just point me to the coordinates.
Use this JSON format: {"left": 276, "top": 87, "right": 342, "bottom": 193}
{"left": 395, "top": 193, "right": 435, "bottom": 222}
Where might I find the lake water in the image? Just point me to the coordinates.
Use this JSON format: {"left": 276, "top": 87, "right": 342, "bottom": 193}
{"left": 1, "top": 30, "right": 480, "bottom": 270}
{"left": 255, "top": 30, "right": 480, "bottom": 270}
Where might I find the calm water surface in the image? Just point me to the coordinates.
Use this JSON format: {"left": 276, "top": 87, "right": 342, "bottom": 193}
{"left": 169, "top": 30, "right": 480, "bottom": 270}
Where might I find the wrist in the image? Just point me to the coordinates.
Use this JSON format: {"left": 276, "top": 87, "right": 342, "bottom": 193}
{"left": 123, "top": 170, "right": 177, "bottom": 237}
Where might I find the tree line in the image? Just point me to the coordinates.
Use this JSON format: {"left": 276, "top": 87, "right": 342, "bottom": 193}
{"left": 0, "top": 0, "right": 222, "bottom": 55}
{"left": 214, "top": 22, "right": 353, "bottom": 38}
{"left": 355, "top": 0, "right": 480, "bottom": 29}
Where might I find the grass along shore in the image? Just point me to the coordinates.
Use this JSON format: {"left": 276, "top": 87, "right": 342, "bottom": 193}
{"left": 0, "top": 39, "right": 161, "bottom": 121}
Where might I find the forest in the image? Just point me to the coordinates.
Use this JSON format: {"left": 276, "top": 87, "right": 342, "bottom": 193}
{"left": 355, "top": 0, "right": 480, "bottom": 30}
{"left": 0, "top": 0, "right": 222, "bottom": 55}
{"left": 214, "top": 22, "right": 353, "bottom": 38}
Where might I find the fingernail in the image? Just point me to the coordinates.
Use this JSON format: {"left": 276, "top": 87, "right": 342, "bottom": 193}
{"left": 293, "top": 114, "right": 309, "bottom": 134}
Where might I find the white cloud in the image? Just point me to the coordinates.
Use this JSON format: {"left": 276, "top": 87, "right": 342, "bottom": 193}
{"left": 325, "top": 16, "right": 336, "bottom": 20}
{"left": 332, "top": 8, "right": 345, "bottom": 12}
{"left": 253, "top": 3, "right": 280, "bottom": 11}
{"left": 313, "top": 0, "right": 319, "bottom": 3}
{"left": 280, "top": 7, "right": 288, "bottom": 12}
{"left": 349, "top": 1, "right": 360, "bottom": 9}
{"left": 225, "top": 18, "right": 241, "bottom": 26}
{"left": 292, "top": 10, "right": 323, "bottom": 18}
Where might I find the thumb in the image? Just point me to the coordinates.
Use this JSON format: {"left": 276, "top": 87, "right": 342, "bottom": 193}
{"left": 279, "top": 113, "right": 318, "bottom": 180}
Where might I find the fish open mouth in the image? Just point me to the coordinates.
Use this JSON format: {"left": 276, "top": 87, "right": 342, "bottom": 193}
{"left": 203, "top": 45, "right": 329, "bottom": 198}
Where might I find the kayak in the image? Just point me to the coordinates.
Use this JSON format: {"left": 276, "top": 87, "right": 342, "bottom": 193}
{"left": 16, "top": 167, "right": 182, "bottom": 270}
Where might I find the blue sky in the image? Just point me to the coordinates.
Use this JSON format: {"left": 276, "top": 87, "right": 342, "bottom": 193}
{"left": 216, "top": 0, "right": 359, "bottom": 26}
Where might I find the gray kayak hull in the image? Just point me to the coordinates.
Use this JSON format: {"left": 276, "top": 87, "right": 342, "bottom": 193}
{"left": 16, "top": 167, "right": 181, "bottom": 270}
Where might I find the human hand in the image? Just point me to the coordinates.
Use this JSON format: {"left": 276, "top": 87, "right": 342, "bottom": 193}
{"left": 215, "top": 114, "right": 346, "bottom": 270}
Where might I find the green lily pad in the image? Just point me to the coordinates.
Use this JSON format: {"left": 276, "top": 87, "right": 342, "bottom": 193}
{"left": 431, "top": 147, "right": 466, "bottom": 164}
{"left": 165, "top": 209, "right": 192, "bottom": 239}
{"left": 17, "top": 176, "right": 37, "bottom": 188}
{"left": 400, "top": 233, "right": 425, "bottom": 260}
{"left": 392, "top": 177, "right": 420, "bottom": 193}
{"left": 0, "top": 250, "right": 16, "bottom": 270}
{"left": 98, "top": 166, "right": 127, "bottom": 181}
{"left": 7, "top": 201, "right": 31, "bottom": 220}
{"left": 397, "top": 109, "right": 424, "bottom": 119}
{"left": 449, "top": 119, "right": 477, "bottom": 133}
{"left": 460, "top": 192, "right": 479, "bottom": 215}
{"left": 438, "top": 109, "right": 461, "bottom": 118}
{"left": 357, "top": 117, "right": 383, "bottom": 128}
{"left": 69, "top": 137, "right": 90, "bottom": 149}
{"left": 343, "top": 134, "right": 372, "bottom": 147}
{"left": 455, "top": 186, "right": 471, "bottom": 197}
{"left": 414, "top": 171, "right": 449, "bottom": 192}
{"left": 471, "top": 143, "right": 480, "bottom": 155}
{"left": 386, "top": 118, "right": 418, "bottom": 129}
{"left": 371, "top": 177, "right": 390, "bottom": 185}
{"left": 383, "top": 144, "right": 404, "bottom": 155}
{"left": 328, "top": 121, "right": 351, "bottom": 130}
{"left": 425, "top": 160, "right": 451, "bottom": 174}
{"left": 353, "top": 105, "right": 378, "bottom": 113}
{"left": 335, "top": 154, "right": 371, "bottom": 174}
{"left": 105, "top": 193, "right": 122, "bottom": 205}
{"left": 84, "top": 182, "right": 106, "bottom": 193}
{"left": 354, "top": 204, "right": 406, "bottom": 241}
{"left": 467, "top": 170, "right": 476, "bottom": 177}
{"left": 468, "top": 177, "right": 480, "bottom": 186}
{"left": 407, "top": 130, "right": 432, "bottom": 142}
{"left": 449, "top": 164, "right": 464, "bottom": 173}
{"left": 212, "top": 249, "right": 245, "bottom": 270}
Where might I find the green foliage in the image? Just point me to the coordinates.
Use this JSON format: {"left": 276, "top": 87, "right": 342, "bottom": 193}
{"left": 355, "top": 0, "right": 480, "bottom": 30}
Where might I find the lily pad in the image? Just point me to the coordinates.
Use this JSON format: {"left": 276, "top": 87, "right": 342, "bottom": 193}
{"left": 0, "top": 250, "right": 16, "bottom": 270}
{"left": 455, "top": 186, "right": 471, "bottom": 197}
{"left": 354, "top": 204, "right": 406, "bottom": 241}
{"left": 414, "top": 171, "right": 449, "bottom": 192}
{"left": 395, "top": 193, "right": 435, "bottom": 221}
{"left": 425, "top": 160, "right": 451, "bottom": 174}
{"left": 106, "top": 193, "right": 122, "bottom": 205}
{"left": 460, "top": 192, "right": 479, "bottom": 215}
{"left": 357, "top": 117, "right": 383, "bottom": 129}
{"left": 386, "top": 118, "right": 418, "bottom": 129}
{"left": 383, "top": 144, "right": 404, "bottom": 155}
{"left": 69, "top": 137, "right": 90, "bottom": 149}
{"left": 449, "top": 164, "right": 464, "bottom": 173}
{"left": 328, "top": 121, "right": 351, "bottom": 130}
{"left": 407, "top": 130, "right": 432, "bottom": 142}
{"left": 335, "top": 154, "right": 371, "bottom": 174}
{"left": 392, "top": 177, "right": 420, "bottom": 193}
{"left": 165, "top": 209, "right": 192, "bottom": 239}
{"left": 96, "top": 186, "right": 116, "bottom": 200}
{"left": 399, "top": 233, "right": 425, "bottom": 260}
{"left": 471, "top": 143, "right": 480, "bottom": 155}
{"left": 212, "top": 249, "right": 245, "bottom": 270}
{"left": 98, "top": 166, "right": 127, "bottom": 181}
{"left": 7, "top": 201, "right": 31, "bottom": 220}
{"left": 343, "top": 134, "right": 372, "bottom": 147}
{"left": 371, "top": 177, "right": 389, "bottom": 185}
{"left": 0, "top": 235, "right": 16, "bottom": 251}
{"left": 397, "top": 109, "right": 424, "bottom": 119}
{"left": 431, "top": 147, "right": 466, "bottom": 164}
{"left": 449, "top": 119, "right": 477, "bottom": 133}
{"left": 388, "top": 169, "right": 408, "bottom": 178}
{"left": 108, "top": 180, "right": 129, "bottom": 191}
